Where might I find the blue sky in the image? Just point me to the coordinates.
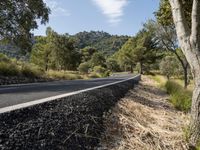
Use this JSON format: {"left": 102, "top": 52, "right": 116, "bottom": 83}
{"left": 33, "top": 0, "right": 160, "bottom": 36}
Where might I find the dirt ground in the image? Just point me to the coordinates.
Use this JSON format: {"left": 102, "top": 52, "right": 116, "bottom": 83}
{"left": 99, "top": 76, "right": 190, "bottom": 150}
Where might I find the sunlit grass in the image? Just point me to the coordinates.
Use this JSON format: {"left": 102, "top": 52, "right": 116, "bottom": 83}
{"left": 149, "top": 74, "right": 192, "bottom": 112}
{"left": 46, "top": 70, "right": 83, "bottom": 80}
{"left": 148, "top": 75, "right": 167, "bottom": 89}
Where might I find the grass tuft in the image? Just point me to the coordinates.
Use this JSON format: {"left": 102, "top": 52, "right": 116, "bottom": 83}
{"left": 165, "top": 81, "right": 192, "bottom": 112}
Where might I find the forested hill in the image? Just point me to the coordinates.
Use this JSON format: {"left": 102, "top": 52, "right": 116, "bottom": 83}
{"left": 72, "top": 31, "right": 130, "bottom": 55}
{"left": 0, "top": 31, "right": 129, "bottom": 58}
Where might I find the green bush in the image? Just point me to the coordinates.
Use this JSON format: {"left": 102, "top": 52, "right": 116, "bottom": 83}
{"left": 0, "top": 53, "right": 19, "bottom": 76}
{"left": 93, "top": 65, "right": 110, "bottom": 77}
{"left": 21, "top": 64, "right": 43, "bottom": 78}
{"left": 102, "top": 70, "right": 110, "bottom": 77}
{"left": 78, "top": 62, "right": 90, "bottom": 74}
{"left": 93, "top": 66, "right": 106, "bottom": 74}
{"left": 0, "top": 62, "right": 19, "bottom": 76}
{"left": 165, "top": 80, "right": 192, "bottom": 112}
{"left": 88, "top": 72, "right": 101, "bottom": 78}
{"left": 0, "top": 53, "right": 11, "bottom": 63}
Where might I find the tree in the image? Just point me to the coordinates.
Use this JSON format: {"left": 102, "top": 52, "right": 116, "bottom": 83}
{"left": 30, "top": 36, "right": 52, "bottom": 71}
{"left": 167, "top": 0, "right": 200, "bottom": 147}
{"left": 115, "top": 29, "right": 162, "bottom": 74}
{"left": 133, "top": 30, "right": 162, "bottom": 74}
{"left": 31, "top": 27, "right": 80, "bottom": 71}
{"left": 144, "top": 20, "right": 190, "bottom": 88}
{"left": 73, "top": 31, "right": 129, "bottom": 55}
{"left": 90, "top": 52, "right": 106, "bottom": 68}
{"left": 116, "top": 38, "right": 137, "bottom": 72}
{"left": 80, "top": 46, "right": 97, "bottom": 62}
{"left": 0, "top": 0, "right": 50, "bottom": 52}
{"left": 106, "top": 57, "right": 120, "bottom": 72}
{"left": 50, "top": 31, "right": 80, "bottom": 70}
{"left": 160, "top": 56, "right": 180, "bottom": 79}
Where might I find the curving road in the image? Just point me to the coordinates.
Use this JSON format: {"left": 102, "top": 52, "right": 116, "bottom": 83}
{"left": 0, "top": 74, "right": 134, "bottom": 108}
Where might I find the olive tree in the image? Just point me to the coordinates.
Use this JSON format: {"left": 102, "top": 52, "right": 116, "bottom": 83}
{"left": 168, "top": 0, "right": 200, "bottom": 147}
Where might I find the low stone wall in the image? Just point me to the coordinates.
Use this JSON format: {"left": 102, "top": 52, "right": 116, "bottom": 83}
{"left": 0, "top": 75, "right": 141, "bottom": 150}
{"left": 0, "top": 76, "right": 53, "bottom": 85}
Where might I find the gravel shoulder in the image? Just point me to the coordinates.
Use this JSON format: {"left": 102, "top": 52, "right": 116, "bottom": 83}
{"left": 99, "top": 76, "right": 190, "bottom": 150}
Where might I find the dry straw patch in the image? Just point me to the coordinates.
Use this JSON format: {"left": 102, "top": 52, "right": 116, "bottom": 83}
{"left": 99, "top": 76, "right": 190, "bottom": 150}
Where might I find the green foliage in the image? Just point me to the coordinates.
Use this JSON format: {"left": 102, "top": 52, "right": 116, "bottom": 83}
{"left": 90, "top": 52, "right": 106, "bottom": 68}
{"left": 78, "top": 62, "right": 90, "bottom": 74}
{"left": 31, "top": 27, "right": 80, "bottom": 71}
{"left": 106, "top": 57, "right": 120, "bottom": 72}
{"left": 21, "top": 64, "right": 43, "bottom": 78}
{"left": 0, "top": 53, "right": 43, "bottom": 78}
{"left": 0, "top": 62, "right": 19, "bottom": 76}
{"left": 50, "top": 31, "right": 80, "bottom": 70}
{"left": 116, "top": 38, "right": 136, "bottom": 71}
{"left": 115, "top": 28, "right": 163, "bottom": 73}
{"left": 87, "top": 72, "right": 101, "bottom": 78}
{"left": 0, "top": 0, "right": 50, "bottom": 51}
{"left": 160, "top": 56, "right": 181, "bottom": 79}
{"left": 30, "top": 36, "right": 51, "bottom": 71}
{"left": 165, "top": 81, "right": 192, "bottom": 112}
{"left": 93, "top": 66, "right": 110, "bottom": 77}
{"left": 93, "top": 66, "right": 106, "bottom": 74}
{"left": 80, "top": 46, "right": 97, "bottom": 62}
{"left": 73, "top": 31, "right": 129, "bottom": 55}
{"left": 0, "top": 53, "right": 11, "bottom": 63}
{"left": 155, "top": 0, "right": 192, "bottom": 26}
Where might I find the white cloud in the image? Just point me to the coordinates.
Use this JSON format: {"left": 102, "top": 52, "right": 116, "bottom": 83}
{"left": 44, "top": 0, "right": 71, "bottom": 17}
{"left": 92, "top": 0, "right": 128, "bottom": 25}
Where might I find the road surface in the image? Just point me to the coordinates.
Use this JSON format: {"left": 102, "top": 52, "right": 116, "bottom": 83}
{"left": 0, "top": 75, "right": 133, "bottom": 108}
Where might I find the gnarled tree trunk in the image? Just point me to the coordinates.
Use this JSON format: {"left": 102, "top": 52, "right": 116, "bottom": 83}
{"left": 169, "top": 0, "right": 200, "bottom": 147}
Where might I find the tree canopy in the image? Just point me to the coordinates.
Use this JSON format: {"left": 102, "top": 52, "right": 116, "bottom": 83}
{"left": 0, "top": 0, "right": 50, "bottom": 52}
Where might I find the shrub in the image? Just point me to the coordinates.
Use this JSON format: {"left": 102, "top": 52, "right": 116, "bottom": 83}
{"left": 88, "top": 72, "right": 101, "bottom": 78}
{"left": 93, "top": 66, "right": 106, "bottom": 74}
{"left": 0, "top": 62, "right": 19, "bottom": 76}
{"left": 78, "top": 62, "right": 90, "bottom": 74}
{"left": 165, "top": 80, "right": 182, "bottom": 94}
{"left": 0, "top": 53, "right": 11, "bottom": 63}
{"left": 102, "top": 70, "right": 110, "bottom": 77}
{"left": 165, "top": 80, "right": 192, "bottom": 112}
{"left": 21, "top": 64, "right": 43, "bottom": 78}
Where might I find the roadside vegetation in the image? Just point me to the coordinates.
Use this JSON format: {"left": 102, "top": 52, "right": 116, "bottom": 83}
{"left": 1, "top": 0, "right": 200, "bottom": 148}
{"left": 100, "top": 76, "right": 189, "bottom": 150}
{"left": 149, "top": 74, "right": 192, "bottom": 113}
{"left": 165, "top": 80, "right": 192, "bottom": 112}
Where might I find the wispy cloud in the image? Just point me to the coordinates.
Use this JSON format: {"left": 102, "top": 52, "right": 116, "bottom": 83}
{"left": 92, "top": 0, "right": 128, "bottom": 25}
{"left": 44, "top": 0, "right": 71, "bottom": 17}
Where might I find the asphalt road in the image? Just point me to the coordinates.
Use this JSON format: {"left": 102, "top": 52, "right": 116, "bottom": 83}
{"left": 0, "top": 75, "right": 133, "bottom": 108}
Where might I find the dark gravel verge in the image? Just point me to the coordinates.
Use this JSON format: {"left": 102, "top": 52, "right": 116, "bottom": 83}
{"left": 0, "top": 75, "right": 140, "bottom": 150}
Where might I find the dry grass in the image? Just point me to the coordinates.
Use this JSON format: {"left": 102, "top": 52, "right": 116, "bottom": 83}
{"left": 99, "top": 76, "right": 190, "bottom": 150}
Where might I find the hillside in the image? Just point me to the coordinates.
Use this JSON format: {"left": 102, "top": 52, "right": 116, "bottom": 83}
{"left": 73, "top": 31, "right": 130, "bottom": 55}
{"left": 0, "top": 31, "right": 129, "bottom": 58}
